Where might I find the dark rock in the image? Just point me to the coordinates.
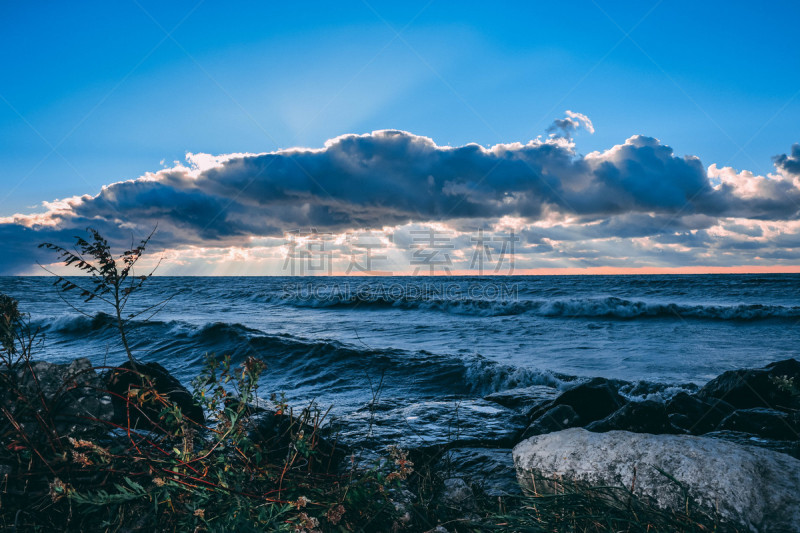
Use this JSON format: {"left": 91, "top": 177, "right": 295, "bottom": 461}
{"left": 704, "top": 430, "right": 800, "bottom": 460}
{"left": 388, "top": 488, "right": 416, "bottom": 527}
{"left": 697, "top": 358, "right": 800, "bottom": 410}
{"left": 440, "top": 477, "right": 475, "bottom": 510}
{"left": 717, "top": 408, "right": 800, "bottom": 441}
{"left": 431, "top": 447, "right": 521, "bottom": 497}
{"left": 766, "top": 358, "right": 800, "bottom": 410}
{"left": 484, "top": 385, "right": 560, "bottom": 409}
{"left": 521, "top": 405, "right": 581, "bottom": 439}
{"left": 7, "top": 358, "right": 113, "bottom": 435}
{"left": 697, "top": 369, "right": 776, "bottom": 408}
{"left": 248, "top": 410, "right": 346, "bottom": 472}
{"left": 586, "top": 400, "right": 675, "bottom": 434}
{"left": 765, "top": 358, "right": 800, "bottom": 379}
{"left": 105, "top": 361, "right": 205, "bottom": 429}
{"left": 546, "top": 378, "right": 627, "bottom": 423}
{"left": 667, "top": 413, "right": 693, "bottom": 433}
{"left": 666, "top": 392, "right": 734, "bottom": 434}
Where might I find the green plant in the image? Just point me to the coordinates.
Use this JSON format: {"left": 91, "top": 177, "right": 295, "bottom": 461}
{"left": 39, "top": 226, "right": 164, "bottom": 368}
{"left": 0, "top": 292, "right": 19, "bottom": 354}
{"left": 0, "top": 293, "right": 39, "bottom": 369}
{"left": 771, "top": 374, "right": 799, "bottom": 397}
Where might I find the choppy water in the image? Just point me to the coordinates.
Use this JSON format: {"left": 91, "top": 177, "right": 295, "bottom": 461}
{"left": 2, "top": 275, "right": 799, "bottom": 456}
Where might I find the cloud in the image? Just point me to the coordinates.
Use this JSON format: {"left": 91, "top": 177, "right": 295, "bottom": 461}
{"left": 546, "top": 110, "right": 595, "bottom": 137}
{"left": 1, "top": 116, "right": 799, "bottom": 274}
{"left": 774, "top": 143, "right": 800, "bottom": 176}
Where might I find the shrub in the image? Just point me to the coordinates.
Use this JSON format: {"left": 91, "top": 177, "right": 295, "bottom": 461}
{"left": 39, "top": 227, "right": 163, "bottom": 368}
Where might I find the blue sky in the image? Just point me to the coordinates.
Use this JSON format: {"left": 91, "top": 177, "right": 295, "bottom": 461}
{"left": 1, "top": 1, "right": 800, "bottom": 274}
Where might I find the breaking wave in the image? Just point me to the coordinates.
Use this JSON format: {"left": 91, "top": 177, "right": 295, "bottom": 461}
{"left": 274, "top": 293, "right": 800, "bottom": 320}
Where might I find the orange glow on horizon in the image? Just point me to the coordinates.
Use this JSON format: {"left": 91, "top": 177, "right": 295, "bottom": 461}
{"left": 324, "top": 265, "right": 800, "bottom": 276}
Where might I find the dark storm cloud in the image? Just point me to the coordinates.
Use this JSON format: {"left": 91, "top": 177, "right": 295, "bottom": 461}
{"left": 1, "top": 129, "right": 799, "bottom": 273}
{"left": 774, "top": 143, "right": 800, "bottom": 176}
{"left": 723, "top": 223, "right": 763, "bottom": 237}
{"left": 521, "top": 213, "right": 718, "bottom": 243}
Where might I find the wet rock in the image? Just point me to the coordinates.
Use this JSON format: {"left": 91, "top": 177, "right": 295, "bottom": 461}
{"left": 766, "top": 358, "right": 800, "bottom": 410}
{"left": 703, "top": 430, "right": 800, "bottom": 460}
{"left": 717, "top": 408, "right": 799, "bottom": 441}
{"left": 765, "top": 358, "right": 800, "bottom": 380}
{"left": 432, "top": 447, "right": 519, "bottom": 496}
{"left": 544, "top": 378, "right": 627, "bottom": 423}
{"left": 440, "top": 477, "right": 475, "bottom": 510}
{"left": 105, "top": 361, "right": 205, "bottom": 429}
{"left": 697, "top": 358, "right": 800, "bottom": 410}
{"left": 665, "top": 392, "right": 734, "bottom": 434}
{"left": 667, "top": 413, "right": 693, "bottom": 433}
{"left": 521, "top": 404, "right": 581, "bottom": 439}
{"left": 513, "top": 428, "right": 800, "bottom": 532}
{"left": 585, "top": 400, "right": 675, "bottom": 434}
{"left": 388, "top": 488, "right": 415, "bottom": 526}
{"left": 484, "top": 385, "right": 560, "bottom": 409}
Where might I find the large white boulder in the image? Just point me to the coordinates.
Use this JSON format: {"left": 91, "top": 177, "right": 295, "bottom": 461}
{"left": 512, "top": 428, "right": 800, "bottom": 533}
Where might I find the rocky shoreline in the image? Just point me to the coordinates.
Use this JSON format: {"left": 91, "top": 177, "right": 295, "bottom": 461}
{"left": 510, "top": 358, "right": 800, "bottom": 459}
{"left": 1, "top": 355, "right": 799, "bottom": 531}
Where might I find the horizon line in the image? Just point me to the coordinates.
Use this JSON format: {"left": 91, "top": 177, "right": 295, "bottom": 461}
{"left": 9, "top": 264, "right": 800, "bottom": 277}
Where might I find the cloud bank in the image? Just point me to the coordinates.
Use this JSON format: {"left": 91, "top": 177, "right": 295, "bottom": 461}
{"left": 2, "top": 113, "right": 799, "bottom": 274}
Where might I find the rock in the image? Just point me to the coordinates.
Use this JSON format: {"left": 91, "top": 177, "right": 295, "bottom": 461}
{"left": 387, "top": 487, "right": 415, "bottom": 526}
{"left": 247, "top": 410, "right": 346, "bottom": 472}
{"left": 766, "top": 358, "right": 800, "bottom": 410}
{"left": 717, "top": 408, "right": 800, "bottom": 441}
{"left": 432, "top": 447, "right": 520, "bottom": 496}
{"left": 697, "top": 358, "right": 800, "bottom": 410}
{"left": 667, "top": 413, "right": 693, "bottom": 433}
{"left": 513, "top": 428, "right": 800, "bottom": 532}
{"left": 9, "top": 358, "right": 113, "bottom": 435}
{"left": 105, "top": 361, "right": 205, "bottom": 430}
{"left": 765, "top": 358, "right": 800, "bottom": 379}
{"left": 703, "top": 430, "right": 800, "bottom": 460}
{"left": 666, "top": 392, "right": 734, "bottom": 434}
{"left": 547, "top": 378, "right": 627, "bottom": 423}
{"left": 440, "top": 477, "right": 475, "bottom": 509}
{"left": 585, "top": 400, "right": 675, "bottom": 434}
{"left": 521, "top": 404, "right": 581, "bottom": 439}
{"left": 484, "top": 385, "right": 560, "bottom": 409}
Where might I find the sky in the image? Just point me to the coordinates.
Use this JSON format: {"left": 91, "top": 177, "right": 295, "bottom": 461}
{"left": 1, "top": 1, "right": 799, "bottom": 275}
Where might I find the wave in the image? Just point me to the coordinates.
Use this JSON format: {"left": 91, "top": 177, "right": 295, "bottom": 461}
{"left": 41, "top": 313, "right": 566, "bottom": 397}
{"left": 273, "top": 293, "right": 800, "bottom": 321}
{"left": 42, "top": 312, "right": 117, "bottom": 334}
{"left": 535, "top": 298, "right": 800, "bottom": 321}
